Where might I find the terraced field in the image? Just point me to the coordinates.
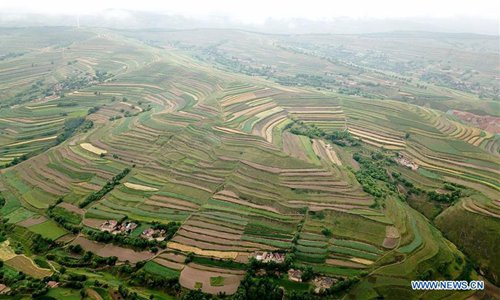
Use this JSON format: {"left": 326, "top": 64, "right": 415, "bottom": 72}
{"left": 0, "top": 27, "right": 498, "bottom": 299}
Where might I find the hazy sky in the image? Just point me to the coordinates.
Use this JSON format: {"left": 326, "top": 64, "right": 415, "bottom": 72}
{"left": 2, "top": 0, "right": 499, "bottom": 23}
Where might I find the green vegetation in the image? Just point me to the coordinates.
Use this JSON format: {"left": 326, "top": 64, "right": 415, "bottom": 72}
{"left": 209, "top": 276, "right": 224, "bottom": 286}
{"left": 28, "top": 220, "right": 68, "bottom": 240}
{"left": 0, "top": 27, "right": 497, "bottom": 299}
{"left": 142, "top": 261, "right": 180, "bottom": 279}
{"left": 79, "top": 168, "right": 131, "bottom": 208}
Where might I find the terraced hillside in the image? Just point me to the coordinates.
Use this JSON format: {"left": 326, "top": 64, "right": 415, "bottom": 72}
{"left": 0, "top": 27, "right": 498, "bottom": 299}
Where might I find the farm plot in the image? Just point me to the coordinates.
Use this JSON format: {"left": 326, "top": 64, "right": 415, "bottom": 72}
{"left": 179, "top": 264, "right": 245, "bottom": 295}
{"left": 71, "top": 236, "right": 154, "bottom": 263}
{"left": 0, "top": 241, "right": 52, "bottom": 278}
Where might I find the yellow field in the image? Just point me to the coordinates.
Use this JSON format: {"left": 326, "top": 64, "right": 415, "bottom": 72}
{"left": 7, "top": 136, "right": 57, "bottom": 147}
{"left": 80, "top": 143, "right": 107, "bottom": 155}
{"left": 0, "top": 241, "right": 17, "bottom": 261}
{"left": 167, "top": 242, "right": 239, "bottom": 259}
{"left": 0, "top": 241, "right": 52, "bottom": 278}
{"left": 124, "top": 182, "right": 159, "bottom": 192}
{"left": 350, "top": 258, "right": 374, "bottom": 265}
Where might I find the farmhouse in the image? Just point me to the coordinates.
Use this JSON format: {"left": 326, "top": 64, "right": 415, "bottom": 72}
{"left": 395, "top": 154, "right": 418, "bottom": 170}
{"left": 288, "top": 269, "right": 303, "bottom": 282}
{"left": 141, "top": 228, "right": 167, "bottom": 241}
{"left": 100, "top": 220, "right": 118, "bottom": 232}
{"left": 46, "top": 281, "right": 59, "bottom": 289}
{"left": 254, "top": 251, "right": 285, "bottom": 263}
{"left": 115, "top": 221, "right": 138, "bottom": 234}
{"left": 313, "top": 276, "right": 336, "bottom": 293}
{"left": 99, "top": 220, "right": 137, "bottom": 235}
{"left": 0, "top": 284, "right": 10, "bottom": 294}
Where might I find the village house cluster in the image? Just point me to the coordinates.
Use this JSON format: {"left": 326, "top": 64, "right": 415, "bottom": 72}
{"left": 140, "top": 227, "right": 168, "bottom": 241}
{"left": 395, "top": 154, "right": 418, "bottom": 170}
{"left": 287, "top": 269, "right": 303, "bottom": 282}
{"left": 99, "top": 220, "right": 137, "bottom": 235}
{"left": 99, "top": 220, "right": 168, "bottom": 241}
{"left": 254, "top": 251, "right": 286, "bottom": 263}
{"left": 254, "top": 251, "right": 336, "bottom": 291}
{"left": 313, "top": 276, "right": 337, "bottom": 293}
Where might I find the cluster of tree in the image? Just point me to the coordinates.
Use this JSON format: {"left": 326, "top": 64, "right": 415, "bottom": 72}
{"left": 129, "top": 270, "right": 180, "bottom": 294}
{"left": 47, "top": 246, "right": 117, "bottom": 268}
{"left": 109, "top": 115, "right": 123, "bottom": 121}
{"left": 47, "top": 199, "right": 82, "bottom": 234}
{"left": 427, "top": 190, "right": 461, "bottom": 203}
{"left": 151, "top": 221, "right": 181, "bottom": 240}
{"left": 176, "top": 250, "right": 361, "bottom": 300}
{"left": 248, "top": 255, "right": 293, "bottom": 274}
{"left": 0, "top": 265, "right": 49, "bottom": 297}
{"left": 181, "top": 273, "right": 361, "bottom": 300}
{"left": 0, "top": 52, "right": 24, "bottom": 61}
{"left": 321, "top": 227, "right": 332, "bottom": 237}
{"left": 420, "top": 71, "right": 486, "bottom": 96}
{"left": 338, "top": 86, "right": 361, "bottom": 95}
{"left": 391, "top": 171, "right": 463, "bottom": 205}
{"left": 286, "top": 120, "right": 323, "bottom": 139}
{"left": 286, "top": 119, "right": 357, "bottom": 147}
{"left": 79, "top": 168, "right": 130, "bottom": 208}
{"left": 83, "top": 228, "right": 164, "bottom": 251}
{"left": 287, "top": 277, "right": 361, "bottom": 299}
{"left": 62, "top": 273, "right": 87, "bottom": 289}
{"left": 420, "top": 182, "right": 463, "bottom": 204}
{"left": 276, "top": 73, "right": 336, "bottom": 88}
{"left": 201, "top": 47, "right": 274, "bottom": 78}
{"left": 94, "top": 70, "right": 112, "bottom": 82}
{"left": 0, "top": 217, "right": 9, "bottom": 243}
{"left": 1, "top": 154, "right": 28, "bottom": 168}
{"left": 56, "top": 102, "right": 78, "bottom": 107}
{"left": 55, "top": 117, "right": 85, "bottom": 144}
{"left": 391, "top": 172, "right": 423, "bottom": 196}
{"left": 31, "top": 234, "right": 55, "bottom": 253}
{"left": 111, "top": 262, "right": 180, "bottom": 298}
{"left": 87, "top": 105, "right": 100, "bottom": 114}
{"left": 0, "top": 79, "right": 49, "bottom": 108}
{"left": 231, "top": 275, "right": 284, "bottom": 300}
{"left": 352, "top": 152, "right": 391, "bottom": 202}
{"left": 117, "top": 284, "right": 138, "bottom": 300}
{"left": 56, "top": 70, "right": 112, "bottom": 93}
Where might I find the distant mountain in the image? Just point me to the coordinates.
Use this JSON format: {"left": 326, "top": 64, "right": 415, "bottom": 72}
{"left": 0, "top": 10, "right": 498, "bottom": 35}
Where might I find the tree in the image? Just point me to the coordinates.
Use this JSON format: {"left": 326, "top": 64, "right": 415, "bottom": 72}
{"left": 321, "top": 228, "right": 332, "bottom": 237}
{"left": 301, "top": 266, "right": 314, "bottom": 282}
{"left": 185, "top": 252, "right": 195, "bottom": 264}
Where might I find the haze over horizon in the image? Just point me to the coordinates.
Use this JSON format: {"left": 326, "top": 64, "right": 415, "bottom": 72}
{"left": 0, "top": 0, "right": 499, "bottom": 35}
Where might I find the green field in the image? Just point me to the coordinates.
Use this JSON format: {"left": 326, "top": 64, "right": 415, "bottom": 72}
{"left": 0, "top": 26, "right": 497, "bottom": 299}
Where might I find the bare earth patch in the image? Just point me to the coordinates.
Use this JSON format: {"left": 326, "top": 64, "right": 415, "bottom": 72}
{"left": 58, "top": 202, "right": 85, "bottom": 215}
{"left": 83, "top": 218, "right": 106, "bottom": 229}
{"left": 17, "top": 215, "right": 47, "bottom": 227}
{"left": 153, "top": 258, "right": 185, "bottom": 270}
{"left": 382, "top": 226, "right": 400, "bottom": 249}
{"left": 72, "top": 236, "right": 154, "bottom": 263}
{"left": 179, "top": 264, "right": 244, "bottom": 295}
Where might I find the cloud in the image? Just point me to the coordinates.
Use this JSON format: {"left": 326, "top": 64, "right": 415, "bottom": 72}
{"left": 1, "top": 0, "right": 498, "bottom": 21}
